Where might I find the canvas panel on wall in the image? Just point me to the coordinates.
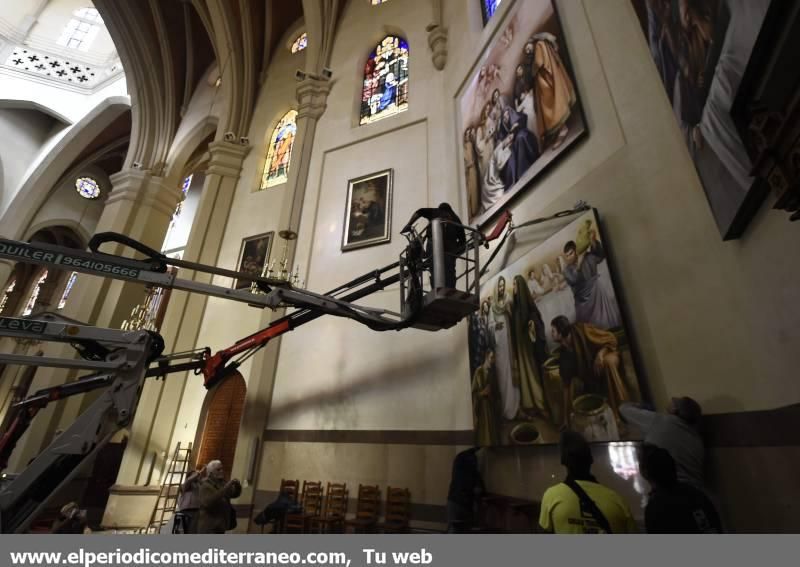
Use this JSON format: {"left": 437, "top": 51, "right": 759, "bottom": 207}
{"left": 458, "top": 0, "right": 587, "bottom": 226}
{"left": 630, "top": 0, "right": 772, "bottom": 239}
{"left": 467, "top": 210, "right": 645, "bottom": 446}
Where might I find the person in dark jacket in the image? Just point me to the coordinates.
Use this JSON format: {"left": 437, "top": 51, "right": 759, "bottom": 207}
{"left": 446, "top": 448, "right": 485, "bottom": 533}
{"left": 639, "top": 444, "right": 722, "bottom": 533}
{"left": 401, "top": 203, "right": 466, "bottom": 289}
{"left": 50, "top": 502, "right": 88, "bottom": 534}
{"left": 195, "top": 460, "right": 241, "bottom": 534}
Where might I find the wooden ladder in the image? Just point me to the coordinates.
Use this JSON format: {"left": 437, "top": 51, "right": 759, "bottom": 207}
{"left": 145, "top": 442, "right": 193, "bottom": 534}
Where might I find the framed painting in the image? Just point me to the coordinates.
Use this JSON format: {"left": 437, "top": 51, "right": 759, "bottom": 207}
{"left": 630, "top": 0, "right": 772, "bottom": 239}
{"left": 458, "top": 0, "right": 587, "bottom": 226}
{"left": 341, "top": 169, "right": 393, "bottom": 251}
{"left": 466, "top": 209, "right": 646, "bottom": 446}
{"left": 234, "top": 232, "right": 274, "bottom": 290}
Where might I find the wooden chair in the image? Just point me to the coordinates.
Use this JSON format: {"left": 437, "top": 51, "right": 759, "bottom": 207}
{"left": 344, "top": 484, "right": 381, "bottom": 533}
{"left": 285, "top": 480, "right": 324, "bottom": 533}
{"left": 274, "top": 479, "right": 299, "bottom": 533}
{"left": 310, "top": 482, "right": 348, "bottom": 533}
{"left": 279, "top": 479, "right": 300, "bottom": 502}
{"left": 377, "top": 487, "right": 411, "bottom": 533}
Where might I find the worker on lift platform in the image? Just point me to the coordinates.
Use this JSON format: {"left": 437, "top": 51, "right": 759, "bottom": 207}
{"left": 401, "top": 202, "right": 466, "bottom": 289}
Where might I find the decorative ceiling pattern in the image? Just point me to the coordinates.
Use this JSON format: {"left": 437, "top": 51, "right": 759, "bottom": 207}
{"left": 3, "top": 45, "right": 121, "bottom": 90}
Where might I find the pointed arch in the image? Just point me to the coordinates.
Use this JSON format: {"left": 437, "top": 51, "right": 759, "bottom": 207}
{"left": 259, "top": 110, "right": 298, "bottom": 190}
{"left": 359, "top": 35, "right": 409, "bottom": 125}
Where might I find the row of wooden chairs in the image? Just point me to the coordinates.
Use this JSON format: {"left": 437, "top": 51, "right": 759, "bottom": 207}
{"left": 277, "top": 479, "right": 411, "bottom": 533}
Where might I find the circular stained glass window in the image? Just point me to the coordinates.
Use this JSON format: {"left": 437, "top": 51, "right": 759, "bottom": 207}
{"left": 75, "top": 177, "right": 100, "bottom": 199}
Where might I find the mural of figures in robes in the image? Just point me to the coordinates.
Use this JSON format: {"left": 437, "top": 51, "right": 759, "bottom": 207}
{"left": 630, "top": 0, "right": 772, "bottom": 239}
{"left": 466, "top": 210, "right": 645, "bottom": 446}
{"left": 458, "top": 0, "right": 587, "bottom": 225}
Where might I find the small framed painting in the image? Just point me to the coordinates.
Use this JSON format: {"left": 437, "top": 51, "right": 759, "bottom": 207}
{"left": 234, "top": 232, "right": 274, "bottom": 289}
{"left": 341, "top": 169, "right": 393, "bottom": 251}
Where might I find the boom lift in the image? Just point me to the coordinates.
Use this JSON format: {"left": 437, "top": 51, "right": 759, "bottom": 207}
{"left": 0, "top": 215, "right": 495, "bottom": 533}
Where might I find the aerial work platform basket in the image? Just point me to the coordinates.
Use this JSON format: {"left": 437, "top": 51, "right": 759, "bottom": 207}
{"left": 399, "top": 217, "right": 482, "bottom": 331}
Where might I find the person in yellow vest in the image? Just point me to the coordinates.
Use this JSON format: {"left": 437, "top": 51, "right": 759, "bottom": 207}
{"left": 539, "top": 431, "right": 637, "bottom": 533}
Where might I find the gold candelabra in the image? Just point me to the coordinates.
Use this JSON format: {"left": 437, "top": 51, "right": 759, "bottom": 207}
{"left": 250, "top": 229, "right": 304, "bottom": 294}
{"left": 120, "top": 288, "right": 159, "bottom": 331}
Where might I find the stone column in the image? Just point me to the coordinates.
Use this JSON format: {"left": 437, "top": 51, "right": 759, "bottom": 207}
{"left": 102, "top": 141, "right": 251, "bottom": 529}
{"left": 6, "top": 168, "right": 180, "bottom": 472}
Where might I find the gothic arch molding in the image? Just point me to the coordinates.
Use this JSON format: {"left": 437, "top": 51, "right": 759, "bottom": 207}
{"left": 0, "top": 96, "right": 130, "bottom": 241}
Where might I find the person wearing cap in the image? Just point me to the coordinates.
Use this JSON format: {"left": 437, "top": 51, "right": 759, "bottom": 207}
{"left": 51, "top": 502, "right": 88, "bottom": 534}
{"left": 620, "top": 397, "right": 705, "bottom": 490}
{"left": 539, "top": 431, "right": 637, "bottom": 534}
{"left": 639, "top": 444, "right": 722, "bottom": 533}
{"left": 401, "top": 203, "right": 466, "bottom": 289}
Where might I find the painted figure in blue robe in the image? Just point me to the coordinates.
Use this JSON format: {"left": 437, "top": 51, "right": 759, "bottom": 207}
{"left": 495, "top": 106, "right": 540, "bottom": 189}
{"left": 378, "top": 71, "right": 398, "bottom": 112}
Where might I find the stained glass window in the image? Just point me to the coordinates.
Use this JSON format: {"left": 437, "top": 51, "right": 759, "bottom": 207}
{"left": 260, "top": 110, "right": 298, "bottom": 189}
{"left": 57, "top": 272, "right": 78, "bottom": 310}
{"left": 75, "top": 177, "right": 100, "bottom": 199}
{"left": 360, "top": 36, "right": 409, "bottom": 125}
{"left": 291, "top": 32, "right": 307, "bottom": 53}
{"left": 22, "top": 270, "right": 48, "bottom": 316}
{"left": 181, "top": 174, "right": 193, "bottom": 195}
{"left": 0, "top": 280, "right": 15, "bottom": 314}
{"left": 481, "top": 0, "right": 502, "bottom": 24}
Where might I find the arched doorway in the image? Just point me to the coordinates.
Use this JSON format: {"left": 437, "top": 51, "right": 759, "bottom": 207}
{"left": 195, "top": 372, "right": 246, "bottom": 477}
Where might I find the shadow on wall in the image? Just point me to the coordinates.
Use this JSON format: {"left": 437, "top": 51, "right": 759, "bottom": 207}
{"left": 259, "top": 349, "right": 454, "bottom": 429}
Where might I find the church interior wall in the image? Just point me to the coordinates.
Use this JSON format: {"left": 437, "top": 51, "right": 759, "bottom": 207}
{"left": 251, "top": 0, "right": 799, "bottom": 532}
{"left": 154, "top": 18, "right": 310, "bottom": 491}
{"left": 23, "top": 163, "right": 108, "bottom": 242}
{"left": 2, "top": 0, "right": 798, "bottom": 534}
{"left": 248, "top": 0, "right": 474, "bottom": 519}
{"left": 31, "top": 0, "right": 117, "bottom": 61}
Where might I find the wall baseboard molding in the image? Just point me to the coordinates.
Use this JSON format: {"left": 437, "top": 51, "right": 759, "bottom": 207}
{"left": 263, "top": 403, "right": 800, "bottom": 448}
{"left": 263, "top": 429, "right": 474, "bottom": 446}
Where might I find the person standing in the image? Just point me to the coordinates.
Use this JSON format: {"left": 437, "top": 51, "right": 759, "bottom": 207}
{"left": 539, "top": 432, "right": 637, "bottom": 534}
{"left": 639, "top": 445, "right": 721, "bottom": 533}
{"left": 401, "top": 203, "right": 466, "bottom": 289}
{"left": 620, "top": 396, "right": 705, "bottom": 490}
{"left": 51, "top": 502, "right": 89, "bottom": 534}
{"left": 175, "top": 465, "right": 205, "bottom": 533}
{"left": 446, "top": 448, "right": 485, "bottom": 533}
{"left": 195, "top": 460, "right": 241, "bottom": 534}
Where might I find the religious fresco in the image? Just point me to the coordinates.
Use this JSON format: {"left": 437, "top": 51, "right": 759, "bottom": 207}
{"left": 467, "top": 210, "right": 645, "bottom": 446}
{"left": 458, "top": 0, "right": 586, "bottom": 226}
{"left": 630, "top": 0, "right": 771, "bottom": 239}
